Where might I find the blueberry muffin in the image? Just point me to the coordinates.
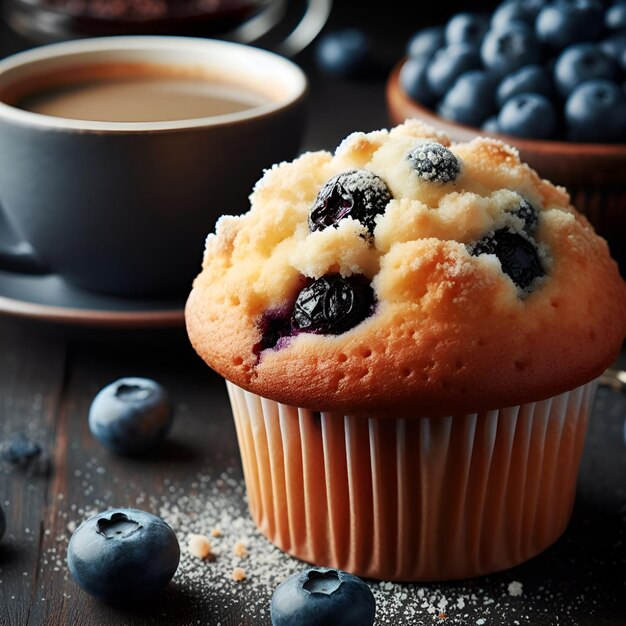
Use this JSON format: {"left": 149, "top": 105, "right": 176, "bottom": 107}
{"left": 186, "top": 120, "right": 626, "bottom": 581}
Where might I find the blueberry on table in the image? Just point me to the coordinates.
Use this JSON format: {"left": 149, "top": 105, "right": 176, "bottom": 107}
{"left": 88, "top": 377, "right": 173, "bottom": 455}
{"left": 0, "top": 503, "right": 5, "bottom": 542}
{"left": 565, "top": 79, "right": 626, "bottom": 142}
{"left": 309, "top": 170, "right": 392, "bottom": 235}
{"left": 497, "top": 93, "right": 558, "bottom": 139}
{"left": 0, "top": 434, "right": 42, "bottom": 466}
{"left": 496, "top": 64, "right": 554, "bottom": 107}
{"left": 67, "top": 508, "right": 180, "bottom": 604}
{"left": 271, "top": 567, "right": 375, "bottom": 626}
{"left": 606, "top": 1, "right": 626, "bottom": 30}
{"left": 480, "top": 23, "right": 541, "bottom": 76}
{"left": 535, "top": 0, "right": 605, "bottom": 50}
{"left": 470, "top": 229, "right": 545, "bottom": 290}
{"left": 293, "top": 274, "right": 375, "bottom": 335}
{"left": 426, "top": 44, "right": 482, "bottom": 98}
{"left": 553, "top": 43, "right": 616, "bottom": 97}
{"left": 407, "top": 142, "right": 461, "bottom": 183}
{"left": 406, "top": 26, "right": 445, "bottom": 59}
{"left": 444, "top": 12, "right": 489, "bottom": 47}
{"left": 491, "top": 0, "right": 549, "bottom": 29}
{"left": 314, "top": 28, "right": 373, "bottom": 78}
{"left": 400, "top": 55, "right": 436, "bottom": 106}
{"left": 437, "top": 70, "right": 496, "bottom": 127}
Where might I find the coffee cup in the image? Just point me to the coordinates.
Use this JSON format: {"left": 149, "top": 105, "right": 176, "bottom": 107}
{"left": 0, "top": 36, "right": 307, "bottom": 297}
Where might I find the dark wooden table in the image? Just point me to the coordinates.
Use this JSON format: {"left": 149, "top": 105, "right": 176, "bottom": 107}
{"left": 0, "top": 8, "right": 626, "bottom": 626}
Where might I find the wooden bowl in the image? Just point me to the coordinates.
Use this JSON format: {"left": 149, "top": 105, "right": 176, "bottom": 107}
{"left": 386, "top": 58, "right": 626, "bottom": 276}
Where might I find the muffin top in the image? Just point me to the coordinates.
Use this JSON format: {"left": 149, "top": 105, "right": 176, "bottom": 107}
{"left": 186, "top": 120, "right": 626, "bottom": 418}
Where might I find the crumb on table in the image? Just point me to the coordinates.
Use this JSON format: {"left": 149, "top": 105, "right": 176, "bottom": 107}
{"left": 233, "top": 541, "right": 248, "bottom": 558}
{"left": 187, "top": 533, "right": 213, "bottom": 560}
{"left": 232, "top": 567, "right": 247, "bottom": 582}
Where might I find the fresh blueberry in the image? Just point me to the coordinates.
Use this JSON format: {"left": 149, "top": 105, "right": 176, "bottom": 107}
{"left": 293, "top": 274, "right": 375, "bottom": 335}
{"left": 88, "top": 377, "right": 173, "bottom": 455}
{"left": 536, "top": 0, "right": 605, "bottom": 50}
{"left": 600, "top": 31, "right": 626, "bottom": 60}
{"left": 426, "top": 44, "right": 482, "bottom": 98}
{"left": 470, "top": 229, "right": 544, "bottom": 290}
{"left": 0, "top": 503, "right": 5, "bottom": 542}
{"left": 399, "top": 55, "right": 436, "bottom": 106}
{"left": 606, "top": 1, "right": 626, "bottom": 30}
{"left": 407, "top": 141, "right": 462, "bottom": 183}
{"left": 271, "top": 567, "right": 375, "bottom": 626}
{"left": 565, "top": 79, "right": 626, "bottom": 141}
{"left": 553, "top": 43, "right": 616, "bottom": 97}
{"left": 309, "top": 170, "right": 392, "bottom": 235}
{"left": 480, "top": 23, "right": 541, "bottom": 76}
{"left": 0, "top": 434, "right": 42, "bottom": 466}
{"left": 437, "top": 70, "right": 496, "bottom": 127}
{"left": 496, "top": 64, "right": 554, "bottom": 107}
{"left": 497, "top": 93, "right": 558, "bottom": 139}
{"left": 406, "top": 26, "right": 445, "bottom": 59}
{"left": 482, "top": 115, "right": 501, "bottom": 133}
{"left": 67, "top": 508, "right": 180, "bottom": 604}
{"left": 315, "top": 28, "right": 373, "bottom": 78}
{"left": 491, "top": 0, "right": 549, "bottom": 29}
{"left": 445, "top": 12, "right": 489, "bottom": 47}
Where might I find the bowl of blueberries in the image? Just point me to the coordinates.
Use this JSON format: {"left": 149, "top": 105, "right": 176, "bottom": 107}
{"left": 386, "top": 0, "right": 626, "bottom": 275}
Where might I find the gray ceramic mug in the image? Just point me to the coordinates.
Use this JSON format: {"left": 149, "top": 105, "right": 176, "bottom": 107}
{"left": 0, "top": 36, "right": 307, "bottom": 297}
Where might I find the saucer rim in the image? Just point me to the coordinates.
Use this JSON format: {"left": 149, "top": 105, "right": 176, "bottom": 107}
{"left": 0, "top": 293, "right": 185, "bottom": 327}
{"left": 0, "top": 270, "right": 185, "bottom": 328}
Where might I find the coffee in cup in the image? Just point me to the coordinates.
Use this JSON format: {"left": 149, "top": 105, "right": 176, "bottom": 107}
{"left": 0, "top": 36, "right": 307, "bottom": 297}
{"left": 10, "top": 63, "right": 272, "bottom": 122}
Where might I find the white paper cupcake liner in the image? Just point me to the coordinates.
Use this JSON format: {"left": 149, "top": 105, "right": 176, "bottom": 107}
{"left": 226, "top": 379, "right": 597, "bottom": 581}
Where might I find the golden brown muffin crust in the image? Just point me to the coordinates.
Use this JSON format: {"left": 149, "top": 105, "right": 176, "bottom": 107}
{"left": 185, "top": 121, "right": 626, "bottom": 418}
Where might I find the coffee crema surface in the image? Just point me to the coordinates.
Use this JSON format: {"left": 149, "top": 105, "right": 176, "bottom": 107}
{"left": 9, "top": 63, "right": 271, "bottom": 122}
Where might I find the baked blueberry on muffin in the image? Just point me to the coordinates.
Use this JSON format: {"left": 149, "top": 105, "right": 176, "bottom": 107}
{"left": 186, "top": 120, "right": 626, "bottom": 581}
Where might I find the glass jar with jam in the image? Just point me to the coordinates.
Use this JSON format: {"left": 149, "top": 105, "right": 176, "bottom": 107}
{"left": 5, "top": 0, "right": 274, "bottom": 43}
{"left": 4, "top": 0, "right": 332, "bottom": 57}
